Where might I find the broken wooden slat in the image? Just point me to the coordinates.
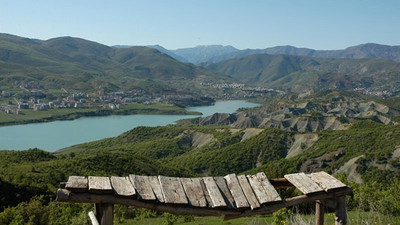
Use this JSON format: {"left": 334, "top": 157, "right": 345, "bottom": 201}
{"left": 88, "top": 176, "right": 113, "bottom": 194}
{"left": 129, "top": 175, "right": 156, "bottom": 201}
{"left": 203, "top": 177, "right": 227, "bottom": 208}
{"left": 88, "top": 211, "right": 99, "bottom": 225}
{"left": 253, "top": 172, "right": 282, "bottom": 204}
{"left": 148, "top": 176, "right": 165, "bottom": 203}
{"left": 66, "top": 176, "right": 88, "bottom": 192}
{"left": 284, "top": 173, "right": 324, "bottom": 195}
{"left": 224, "top": 174, "right": 250, "bottom": 209}
{"left": 269, "top": 177, "right": 294, "bottom": 188}
{"left": 110, "top": 176, "right": 136, "bottom": 197}
{"left": 180, "top": 178, "right": 207, "bottom": 207}
{"left": 237, "top": 175, "right": 260, "bottom": 210}
{"left": 159, "top": 176, "right": 188, "bottom": 204}
{"left": 309, "top": 171, "right": 347, "bottom": 192}
{"left": 214, "top": 177, "right": 235, "bottom": 209}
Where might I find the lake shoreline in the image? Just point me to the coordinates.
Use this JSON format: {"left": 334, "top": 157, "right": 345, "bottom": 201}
{"left": 0, "top": 103, "right": 202, "bottom": 128}
{"left": 0, "top": 100, "right": 260, "bottom": 151}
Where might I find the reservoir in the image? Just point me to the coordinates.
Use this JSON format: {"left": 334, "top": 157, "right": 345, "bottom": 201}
{"left": 0, "top": 100, "right": 259, "bottom": 152}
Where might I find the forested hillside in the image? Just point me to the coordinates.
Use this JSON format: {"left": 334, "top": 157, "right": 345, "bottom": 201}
{"left": 1, "top": 121, "right": 399, "bottom": 224}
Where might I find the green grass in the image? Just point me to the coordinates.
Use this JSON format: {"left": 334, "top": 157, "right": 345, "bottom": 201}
{"left": 117, "top": 215, "right": 273, "bottom": 225}
{"left": 116, "top": 211, "right": 400, "bottom": 225}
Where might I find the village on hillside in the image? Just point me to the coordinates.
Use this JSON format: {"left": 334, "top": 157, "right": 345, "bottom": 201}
{"left": 0, "top": 81, "right": 284, "bottom": 115}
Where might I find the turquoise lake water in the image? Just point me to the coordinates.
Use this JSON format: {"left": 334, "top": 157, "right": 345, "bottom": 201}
{"left": 0, "top": 100, "right": 259, "bottom": 152}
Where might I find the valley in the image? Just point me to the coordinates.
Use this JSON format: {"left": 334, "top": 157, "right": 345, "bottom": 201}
{"left": 1, "top": 33, "right": 400, "bottom": 225}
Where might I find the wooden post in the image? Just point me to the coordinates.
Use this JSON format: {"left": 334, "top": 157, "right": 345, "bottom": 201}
{"left": 94, "top": 203, "right": 114, "bottom": 225}
{"left": 101, "top": 204, "right": 113, "bottom": 225}
{"left": 94, "top": 203, "right": 103, "bottom": 223}
{"left": 335, "top": 196, "right": 347, "bottom": 225}
{"left": 315, "top": 200, "right": 324, "bottom": 225}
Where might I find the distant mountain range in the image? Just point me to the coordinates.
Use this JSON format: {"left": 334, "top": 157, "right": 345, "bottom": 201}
{"left": 142, "top": 43, "right": 400, "bottom": 65}
{"left": 117, "top": 44, "right": 240, "bottom": 64}
{"left": 172, "top": 45, "right": 239, "bottom": 64}
{"left": 1, "top": 33, "right": 400, "bottom": 96}
{"left": 205, "top": 53, "right": 400, "bottom": 93}
{"left": 204, "top": 43, "right": 400, "bottom": 64}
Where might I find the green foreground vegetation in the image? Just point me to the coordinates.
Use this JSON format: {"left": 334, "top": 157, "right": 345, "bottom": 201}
{"left": 0, "top": 120, "right": 399, "bottom": 224}
{"left": 0, "top": 103, "right": 200, "bottom": 126}
{"left": 117, "top": 210, "right": 400, "bottom": 225}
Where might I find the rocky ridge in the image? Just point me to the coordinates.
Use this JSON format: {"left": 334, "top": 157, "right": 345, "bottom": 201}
{"left": 179, "top": 101, "right": 399, "bottom": 132}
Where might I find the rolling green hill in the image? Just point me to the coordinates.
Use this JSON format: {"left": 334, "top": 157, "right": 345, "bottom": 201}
{"left": 1, "top": 120, "right": 400, "bottom": 224}
{"left": 59, "top": 121, "right": 399, "bottom": 182}
{"left": 0, "top": 33, "right": 222, "bottom": 95}
{"left": 206, "top": 54, "right": 400, "bottom": 93}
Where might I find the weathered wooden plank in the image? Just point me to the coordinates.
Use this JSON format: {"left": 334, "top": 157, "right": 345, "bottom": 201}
{"left": 159, "top": 176, "right": 188, "bottom": 204}
{"left": 148, "top": 176, "right": 165, "bottom": 203}
{"left": 57, "top": 186, "right": 351, "bottom": 219}
{"left": 180, "top": 178, "right": 207, "bottom": 207}
{"left": 223, "top": 187, "right": 352, "bottom": 220}
{"left": 129, "top": 175, "right": 156, "bottom": 200}
{"left": 247, "top": 175, "right": 268, "bottom": 204}
{"left": 255, "top": 172, "right": 282, "bottom": 202}
{"left": 88, "top": 176, "right": 113, "bottom": 194}
{"left": 224, "top": 174, "right": 249, "bottom": 209}
{"left": 284, "top": 173, "right": 324, "bottom": 195}
{"left": 309, "top": 171, "right": 347, "bottom": 192}
{"left": 203, "top": 177, "right": 227, "bottom": 208}
{"left": 237, "top": 175, "right": 260, "bottom": 210}
{"left": 66, "top": 176, "right": 88, "bottom": 192}
{"left": 110, "top": 176, "right": 136, "bottom": 197}
{"left": 214, "top": 177, "right": 235, "bottom": 209}
{"left": 200, "top": 179, "right": 212, "bottom": 207}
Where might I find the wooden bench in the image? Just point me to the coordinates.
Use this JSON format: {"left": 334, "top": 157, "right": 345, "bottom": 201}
{"left": 57, "top": 171, "right": 351, "bottom": 225}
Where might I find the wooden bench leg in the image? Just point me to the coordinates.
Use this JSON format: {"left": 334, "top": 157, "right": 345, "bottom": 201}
{"left": 94, "top": 203, "right": 114, "bottom": 225}
{"left": 335, "top": 196, "right": 347, "bottom": 225}
{"left": 315, "top": 200, "right": 324, "bottom": 225}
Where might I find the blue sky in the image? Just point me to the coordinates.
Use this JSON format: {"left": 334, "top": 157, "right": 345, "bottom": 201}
{"left": 1, "top": 0, "right": 399, "bottom": 50}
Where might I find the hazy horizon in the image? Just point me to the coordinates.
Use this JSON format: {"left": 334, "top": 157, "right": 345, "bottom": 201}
{"left": 1, "top": 0, "right": 400, "bottom": 50}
